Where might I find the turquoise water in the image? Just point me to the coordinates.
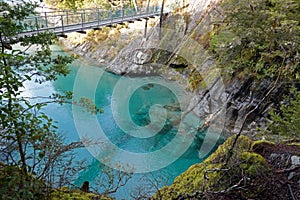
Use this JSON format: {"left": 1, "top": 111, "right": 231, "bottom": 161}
{"left": 24, "top": 45, "right": 220, "bottom": 199}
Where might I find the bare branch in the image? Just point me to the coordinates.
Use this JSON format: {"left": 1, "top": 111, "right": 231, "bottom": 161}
{"left": 207, "top": 177, "right": 245, "bottom": 195}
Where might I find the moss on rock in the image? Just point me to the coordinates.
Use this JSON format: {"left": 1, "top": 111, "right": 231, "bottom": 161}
{"left": 152, "top": 135, "right": 272, "bottom": 200}
{"left": 51, "top": 187, "right": 114, "bottom": 200}
{"left": 240, "top": 152, "right": 269, "bottom": 176}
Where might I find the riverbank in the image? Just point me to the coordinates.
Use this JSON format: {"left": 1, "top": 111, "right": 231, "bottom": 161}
{"left": 57, "top": 18, "right": 159, "bottom": 66}
{"left": 153, "top": 135, "right": 300, "bottom": 199}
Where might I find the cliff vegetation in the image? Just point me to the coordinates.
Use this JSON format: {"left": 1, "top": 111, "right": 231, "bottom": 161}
{"left": 153, "top": 135, "right": 300, "bottom": 199}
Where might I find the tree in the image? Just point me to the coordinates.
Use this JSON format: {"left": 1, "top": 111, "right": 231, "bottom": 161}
{"left": 268, "top": 87, "right": 300, "bottom": 139}
{"left": 208, "top": 0, "right": 300, "bottom": 149}
{"left": 207, "top": 0, "right": 300, "bottom": 173}
{"left": 0, "top": 1, "right": 85, "bottom": 199}
{"left": 0, "top": 1, "right": 126, "bottom": 199}
{"left": 209, "top": 0, "right": 300, "bottom": 80}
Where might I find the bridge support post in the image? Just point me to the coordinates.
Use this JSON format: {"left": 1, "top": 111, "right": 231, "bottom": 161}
{"left": 44, "top": 12, "right": 48, "bottom": 28}
{"left": 144, "top": 0, "right": 150, "bottom": 40}
{"left": 144, "top": 19, "right": 148, "bottom": 40}
{"left": 97, "top": 8, "right": 100, "bottom": 27}
{"left": 61, "top": 15, "right": 64, "bottom": 33}
{"left": 66, "top": 10, "right": 69, "bottom": 25}
{"left": 35, "top": 17, "right": 39, "bottom": 32}
{"left": 81, "top": 13, "right": 84, "bottom": 30}
{"left": 159, "top": 0, "right": 165, "bottom": 40}
{"left": 83, "top": 10, "right": 86, "bottom": 22}
{"left": 110, "top": 11, "right": 113, "bottom": 25}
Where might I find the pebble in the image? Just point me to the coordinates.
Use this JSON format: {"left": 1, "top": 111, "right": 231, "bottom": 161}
{"left": 291, "top": 156, "right": 300, "bottom": 166}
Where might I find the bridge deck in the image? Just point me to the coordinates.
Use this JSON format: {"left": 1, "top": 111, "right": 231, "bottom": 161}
{"left": 17, "top": 6, "right": 164, "bottom": 37}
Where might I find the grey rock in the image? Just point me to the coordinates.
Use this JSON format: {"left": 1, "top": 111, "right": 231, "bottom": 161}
{"left": 288, "top": 172, "right": 296, "bottom": 180}
{"left": 130, "top": 49, "right": 152, "bottom": 65}
{"left": 291, "top": 156, "right": 300, "bottom": 166}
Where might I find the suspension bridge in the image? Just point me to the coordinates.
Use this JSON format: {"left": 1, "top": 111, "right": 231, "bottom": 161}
{"left": 17, "top": 6, "right": 167, "bottom": 38}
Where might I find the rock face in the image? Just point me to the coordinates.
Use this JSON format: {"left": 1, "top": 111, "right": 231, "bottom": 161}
{"left": 57, "top": 20, "right": 156, "bottom": 65}
{"left": 106, "top": 0, "right": 284, "bottom": 138}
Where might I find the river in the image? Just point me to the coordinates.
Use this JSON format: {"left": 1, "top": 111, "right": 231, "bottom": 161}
{"left": 23, "top": 45, "right": 221, "bottom": 199}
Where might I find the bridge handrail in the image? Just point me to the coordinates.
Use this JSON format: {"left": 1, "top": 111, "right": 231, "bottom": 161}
{"left": 16, "top": 5, "right": 167, "bottom": 35}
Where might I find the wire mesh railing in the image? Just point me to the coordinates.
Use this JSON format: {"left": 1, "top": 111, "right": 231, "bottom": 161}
{"left": 19, "top": 5, "right": 162, "bottom": 34}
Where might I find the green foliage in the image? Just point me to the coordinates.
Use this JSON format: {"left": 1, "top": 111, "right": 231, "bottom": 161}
{"left": 51, "top": 187, "right": 114, "bottom": 200}
{"left": 240, "top": 152, "right": 268, "bottom": 176}
{"left": 268, "top": 87, "right": 300, "bottom": 139}
{"left": 153, "top": 135, "right": 271, "bottom": 199}
{"left": 0, "top": 1, "right": 84, "bottom": 199}
{"left": 0, "top": 164, "right": 47, "bottom": 200}
{"left": 46, "top": 0, "right": 130, "bottom": 10}
{"left": 0, "top": 1, "right": 119, "bottom": 199}
{"left": 75, "top": 97, "right": 104, "bottom": 114}
{"left": 209, "top": 0, "right": 300, "bottom": 80}
{"left": 187, "top": 70, "right": 203, "bottom": 91}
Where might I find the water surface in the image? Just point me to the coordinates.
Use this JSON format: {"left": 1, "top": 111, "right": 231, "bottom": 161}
{"left": 24, "top": 45, "right": 218, "bottom": 199}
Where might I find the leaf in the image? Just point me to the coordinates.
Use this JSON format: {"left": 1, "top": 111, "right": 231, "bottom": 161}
{"left": 24, "top": 75, "right": 31, "bottom": 80}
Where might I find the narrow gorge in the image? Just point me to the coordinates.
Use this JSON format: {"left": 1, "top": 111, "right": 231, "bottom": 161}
{"left": 1, "top": 0, "right": 299, "bottom": 199}
{"left": 58, "top": 0, "right": 300, "bottom": 198}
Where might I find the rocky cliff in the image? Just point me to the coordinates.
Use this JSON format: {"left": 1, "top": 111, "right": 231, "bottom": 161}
{"left": 105, "top": 0, "right": 284, "bottom": 140}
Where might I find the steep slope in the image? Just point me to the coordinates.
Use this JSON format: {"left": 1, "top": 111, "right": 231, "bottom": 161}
{"left": 152, "top": 135, "right": 300, "bottom": 199}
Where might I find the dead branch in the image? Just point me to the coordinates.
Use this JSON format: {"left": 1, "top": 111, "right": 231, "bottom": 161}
{"left": 104, "top": 169, "right": 132, "bottom": 195}
{"left": 288, "top": 184, "right": 297, "bottom": 200}
{"left": 37, "top": 137, "right": 102, "bottom": 179}
{"left": 275, "top": 165, "right": 300, "bottom": 173}
{"left": 204, "top": 168, "right": 230, "bottom": 180}
{"left": 207, "top": 177, "right": 245, "bottom": 195}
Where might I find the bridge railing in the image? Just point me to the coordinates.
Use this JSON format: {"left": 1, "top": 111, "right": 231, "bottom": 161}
{"left": 19, "top": 6, "right": 161, "bottom": 34}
